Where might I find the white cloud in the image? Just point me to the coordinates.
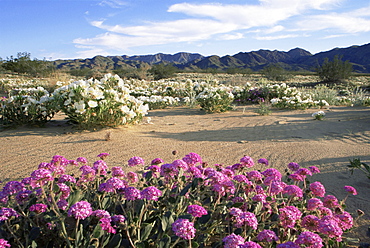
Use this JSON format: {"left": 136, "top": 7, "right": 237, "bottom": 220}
{"left": 97, "top": 0, "right": 128, "bottom": 9}
{"left": 74, "top": 0, "right": 369, "bottom": 55}
{"left": 255, "top": 34, "right": 300, "bottom": 40}
{"left": 219, "top": 33, "right": 244, "bottom": 40}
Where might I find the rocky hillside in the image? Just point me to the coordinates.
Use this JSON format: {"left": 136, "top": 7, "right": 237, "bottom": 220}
{"left": 53, "top": 43, "right": 370, "bottom": 73}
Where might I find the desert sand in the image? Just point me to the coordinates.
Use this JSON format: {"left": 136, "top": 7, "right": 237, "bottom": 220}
{"left": 1, "top": 105, "right": 369, "bottom": 245}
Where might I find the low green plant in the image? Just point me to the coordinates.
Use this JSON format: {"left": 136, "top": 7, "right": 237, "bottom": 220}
{"left": 348, "top": 158, "right": 370, "bottom": 179}
{"left": 255, "top": 103, "right": 272, "bottom": 115}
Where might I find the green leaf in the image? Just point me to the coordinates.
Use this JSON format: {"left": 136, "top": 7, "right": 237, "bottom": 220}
{"left": 92, "top": 223, "right": 103, "bottom": 238}
{"left": 180, "top": 183, "right": 192, "bottom": 196}
{"left": 159, "top": 235, "right": 171, "bottom": 248}
{"left": 69, "top": 189, "right": 83, "bottom": 206}
{"left": 140, "top": 223, "right": 154, "bottom": 241}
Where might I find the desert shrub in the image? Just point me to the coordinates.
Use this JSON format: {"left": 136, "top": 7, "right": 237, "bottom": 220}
{"left": 316, "top": 55, "right": 353, "bottom": 83}
{"left": 255, "top": 103, "right": 272, "bottom": 115}
{"left": 52, "top": 73, "right": 149, "bottom": 129}
{"left": 0, "top": 87, "right": 57, "bottom": 126}
{"left": 2, "top": 52, "right": 55, "bottom": 77}
{"left": 261, "top": 64, "right": 292, "bottom": 82}
{"left": 149, "top": 64, "right": 177, "bottom": 80}
{"left": 0, "top": 152, "right": 358, "bottom": 247}
{"left": 196, "top": 87, "right": 234, "bottom": 113}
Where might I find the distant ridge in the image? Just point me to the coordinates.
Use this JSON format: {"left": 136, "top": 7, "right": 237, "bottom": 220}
{"left": 53, "top": 43, "right": 370, "bottom": 73}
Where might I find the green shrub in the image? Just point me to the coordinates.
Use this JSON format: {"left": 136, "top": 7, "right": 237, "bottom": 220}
{"left": 2, "top": 52, "right": 55, "bottom": 77}
{"left": 261, "top": 64, "right": 292, "bottom": 81}
{"left": 149, "top": 64, "right": 177, "bottom": 80}
{"left": 316, "top": 55, "right": 353, "bottom": 83}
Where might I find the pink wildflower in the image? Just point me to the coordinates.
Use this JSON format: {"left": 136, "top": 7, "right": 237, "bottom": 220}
{"left": 187, "top": 205, "right": 207, "bottom": 218}
{"left": 287, "top": 162, "right": 300, "bottom": 171}
{"left": 336, "top": 211, "right": 353, "bottom": 231}
{"left": 0, "top": 239, "right": 11, "bottom": 248}
{"left": 343, "top": 185, "right": 357, "bottom": 195}
{"left": 323, "top": 195, "right": 340, "bottom": 208}
{"left": 318, "top": 215, "right": 343, "bottom": 240}
{"left": 2, "top": 181, "right": 25, "bottom": 196}
{"left": 128, "top": 156, "right": 145, "bottom": 167}
{"left": 240, "top": 156, "right": 254, "bottom": 168}
{"left": 111, "top": 215, "right": 126, "bottom": 224}
{"left": 240, "top": 241, "right": 262, "bottom": 248}
{"left": 257, "top": 229, "right": 278, "bottom": 242}
{"left": 308, "top": 166, "right": 320, "bottom": 174}
{"left": 172, "top": 219, "right": 196, "bottom": 240}
{"left": 182, "top": 152, "right": 202, "bottom": 166}
{"left": 68, "top": 201, "right": 93, "bottom": 220}
{"left": 93, "top": 160, "right": 108, "bottom": 175}
{"left": 307, "top": 198, "right": 323, "bottom": 210}
{"left": 283, "top": 185, "right": 303, "bottom": 198}
{"left": 92, "top": 210, "right": 111, "bottom": 219}
{"left": 29, "top": 203, "right": 48, "bottom": 214}
{"left": 100, "top": 218, "right": 116, "bottom": 234}
{"left": 301, "top": 215, "right": 319, "bottom": 231}
{"left": 127, "top": 171, "right": 139, "bottom": 183}
{"left": 122, "top": 187, "right": 141, "bottom": 201}
{"left": 0, "top": 208, "right": 19, "bottom": 221}
{"left": 295, "top": 231, "right": 323, "bottom": 248}
{"left": 151, "top": 158, "right": 164, "bottom": 165}
{"left": 97, "top": 153, "right": 110, "bottom": 160}
{"left": 111, "top": 166, "right": 125, "bottom": 177}
{"left": 222, "top": 233, "right": 245, "bottom": 248}
{"left": 141, "top": 186, "right": 162, "bottom": 201}
{"left": 279, "top": 206, "right": 302, "bottom": 228}
{"left": 277, "top": 242, "right": 299, "bottom": 248}
{"left": 257, "top": 158, "right": 269, "bottom": 166}
{"left": 76, "top": 157, "right": 88, "bottom": 164}
{"left": 309, "top": 181, "right": 326, "bottom": 197}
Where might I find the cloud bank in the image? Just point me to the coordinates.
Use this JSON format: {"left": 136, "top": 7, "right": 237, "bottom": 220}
{"left": 74, "top": 0, "right": 370, "bottom": 57}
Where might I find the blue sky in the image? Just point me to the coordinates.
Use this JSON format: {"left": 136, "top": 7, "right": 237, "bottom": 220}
{"left": 1, "top": 0, "right": 370, "bottom": 60}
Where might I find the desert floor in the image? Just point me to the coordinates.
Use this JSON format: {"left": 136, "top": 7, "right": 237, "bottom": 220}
{"left": 1, "top": 105, "right": 369, "bottom": 245}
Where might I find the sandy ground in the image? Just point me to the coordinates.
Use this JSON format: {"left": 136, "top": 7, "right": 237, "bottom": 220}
{"left": 1, "top": 105, "right": 370, "bottom": 245}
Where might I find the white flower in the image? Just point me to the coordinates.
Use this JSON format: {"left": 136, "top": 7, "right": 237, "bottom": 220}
{"left": 74, "top": 100, "right": 86, "bottom": 114}
{"left": 87, "top": 100, "right": 98, "bottom": 108}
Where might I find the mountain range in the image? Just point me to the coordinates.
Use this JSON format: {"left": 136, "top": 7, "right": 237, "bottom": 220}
{"left": 53, "top": 43, "right": 370, "bottom": 73}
